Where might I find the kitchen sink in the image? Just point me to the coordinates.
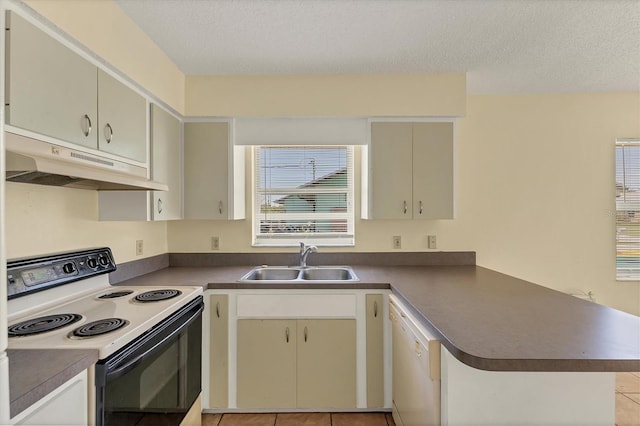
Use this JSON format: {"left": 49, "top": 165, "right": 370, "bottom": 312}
{"left": 238, "top": 266, "right": 359, "bottom": 283}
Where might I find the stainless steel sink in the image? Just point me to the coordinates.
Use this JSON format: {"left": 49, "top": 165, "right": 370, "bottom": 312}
{"left": 238, "top": 266, "right": 359, "bottom": 283}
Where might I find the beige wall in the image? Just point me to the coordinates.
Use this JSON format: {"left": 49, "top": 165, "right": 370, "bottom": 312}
{"left": 24, "top": 0, "right": 186, "bottom": 114}
{"left": 186, "top": 73, "right": 466, "bottom": 117}
{"left": 169, "top": 93, "right": 640, "bottom": 315}
{"left": 5, "top": 183, "right": 167, "bottom": 264}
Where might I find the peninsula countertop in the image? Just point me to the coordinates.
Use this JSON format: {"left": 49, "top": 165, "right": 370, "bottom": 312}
{"left": 117, "top": 263, "right": 640, "bottom": 372}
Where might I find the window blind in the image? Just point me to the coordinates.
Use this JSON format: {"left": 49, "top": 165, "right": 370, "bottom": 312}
{"left": 615, "top": 140, "right": 640, "bottom": 281}
{"left": 253, "top": 146, "right": 354, "bottom": 246}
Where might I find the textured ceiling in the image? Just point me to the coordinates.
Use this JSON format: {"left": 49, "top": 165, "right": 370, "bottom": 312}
{"left": 115, "top": 0, "right": 640, "bottom": 94}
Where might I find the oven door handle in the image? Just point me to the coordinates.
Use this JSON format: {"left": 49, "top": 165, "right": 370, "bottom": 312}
{"left": 106, "top": 304, "right": 202, "bottom": 379}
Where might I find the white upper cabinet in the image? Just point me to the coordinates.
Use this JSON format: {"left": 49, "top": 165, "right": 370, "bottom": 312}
{"left": 183, "top": 121, "right": 245, "bottom": 220}
{"left": 6, "top": 12, "right": 97, "bottom": 150}
{"left": 98, "top": 104, "right": 182, "bottom": 221}
{"left": 96, "top": 69, "right": 147, "bottom": 163}
{"left": 363, "top": 121, "right": 454, "bottom": 220}
{"left": 5, "top": 12, "right": 147, "bottom": 164}
{"left": 150, "top": 104, "right": 182, "bottom": 220}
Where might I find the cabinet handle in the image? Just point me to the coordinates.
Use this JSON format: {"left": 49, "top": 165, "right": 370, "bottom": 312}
{"left": 218, "top": 201, "right": 223, "bottom": 215}
{"left": 104, "top": 123, "right": 114, "bottom": 143}
{"left": 304, "top": 326, "right": 308, "bottom": 342}
{"left": 215, "top": 302, "right": 220, "bottom": 318}
{"left": 419, "top": 200, "right": 423, "bottom": 215}
{"left": 373, "top": 301, "right": 378, "bottom": 318}
{"left": 415, "top": 340, "right": 422, "bottom": 357}
{"left": 157, "top": 198, "right": 163, "bottom": 214}
{"left": 403, "top": 200, "right": 407, "bottom": 214}
{"left": 285, "top": 327, "right": 290, "bottom": 343}
{"left": 83, "top": 114, "right": 92, "bottom": 137}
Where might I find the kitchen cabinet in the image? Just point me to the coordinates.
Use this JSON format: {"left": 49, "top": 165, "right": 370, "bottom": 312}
{"left": 363, "top": 121, "right": 454, "bottom": 219}
{"left": 96, "top": 69, "right": 147, "bottom": 162}
{"left": 237, "top": 319, "right": 356, "bottom": 409}
{"left": 208, "top": 295, "right": 228, "bottom": 408}
{"left": 366, "top": 294, "right": 384, "bottom": 408}
{"left": 390, "top": 296, "right": 440, "bottom": 426}
{"left": 6, "top": 12, "right": 147, "bottom": 163}
{"left": 98, "top": 103, "right": 182, "bottom": 221}
{"left": 184, "top": 121, "right": 245, "bottom": 220}
{"left": 10, "top": 370, "right": 87, "bottom": 425}
{"left": 202, "top": 290, "right": 390, "bottom": 411}
{"left": 150, "top": 104, "right": 182, "bottom": 220}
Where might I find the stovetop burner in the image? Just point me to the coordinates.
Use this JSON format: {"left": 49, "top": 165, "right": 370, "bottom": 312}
{"left": 98, "top": 290, "right": 134, "bottom": 299}
{"left": 134, "top": 289, "right": 182, "bottom": 303}
{"left": 8, "top": 313, "right": 83, "bottom": 337}
{"left": 69, "top": 318, "right": 129, "bottom": 339}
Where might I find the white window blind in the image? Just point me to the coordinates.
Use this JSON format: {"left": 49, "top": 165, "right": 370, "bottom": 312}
{"left": 615, "top": 140, "right": 640, "bottom": 281}
{"left": 253, "top": 146, "right": 354, "bottom": 246}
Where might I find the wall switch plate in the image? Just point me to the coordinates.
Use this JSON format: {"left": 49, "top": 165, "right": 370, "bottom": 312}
{"left": 393, "top": 235, "right": 402, "bottom": 249}
{"left": 136, "top": 239, "right": 143, "bottom": 256}
{"left": 211, "top": 236, "right": 220, "bottom": 250}
{"left": 427, "top": 235, "right": 437, "bottom": 249}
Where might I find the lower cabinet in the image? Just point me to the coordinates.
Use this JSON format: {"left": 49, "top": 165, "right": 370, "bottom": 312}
{"left": 11, "top": 370, "right": 88, "bottom": 425}
{"left": 237, "top": 319, "right": 356, "bottom": 409}
{"left": 203, "top": 290, "right": 390, "bottom": 411}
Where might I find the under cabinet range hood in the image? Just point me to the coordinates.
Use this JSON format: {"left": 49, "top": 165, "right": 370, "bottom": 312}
{"left": 4, "top": 132, "right": 168, "bottom": 191}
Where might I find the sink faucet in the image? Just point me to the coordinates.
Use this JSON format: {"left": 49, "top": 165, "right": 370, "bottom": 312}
{"left": 299, "top": 242, "right": 317, "bottom": 268}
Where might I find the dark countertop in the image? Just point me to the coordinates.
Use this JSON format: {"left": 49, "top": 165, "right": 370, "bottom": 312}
{"left": 8, "top": 348, "right": 98, "bottom": 418}
{"left": 118, "top": 264, "right": 640, "bottom": 372}
{"left": 119, "top": 265, "right": 640, "bottom": 371}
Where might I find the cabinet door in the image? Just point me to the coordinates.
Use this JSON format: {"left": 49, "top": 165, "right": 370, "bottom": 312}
{"left": 184, "top": 122, "right": 230, "bottom": 219}
{"left": 412, "top": 122, "right": 454, "bottom": 219}
{"left": 97, "top": 69, "right": 147, "bottom": 162}
{"left": 12, "top": 370, "right": 87, "bottom": 425}
{"left": 151, "top": 104, "right": 182, "bottom": 220}
{"left": 237, "top": 319, "right": 296, "bottom": 408}
{"left": 369, "top": 122, "right": 413, "bottom": 219}
{"left": 366, "top": 294, "right": 384, "bottom": 408}
{"left": 6, "top": 12, "right": 97, "bottom": 149}
{"left": 209, "top": 295, "right": 228, "bottom": 408}
{"left": 297, "top": 319, "right": 356, "bottom": 408}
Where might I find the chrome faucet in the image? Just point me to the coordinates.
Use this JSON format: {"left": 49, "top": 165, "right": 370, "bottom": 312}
{"left": 299, "top": 242, "right": 317, "bottom": 268}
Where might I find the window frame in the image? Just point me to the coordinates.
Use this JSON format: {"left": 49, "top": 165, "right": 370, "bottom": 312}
{"left": 615, "top": 139, "right": 640, "bottom": 281}
{"left": 251, "top": 145, "right": 355, "bottom": 247}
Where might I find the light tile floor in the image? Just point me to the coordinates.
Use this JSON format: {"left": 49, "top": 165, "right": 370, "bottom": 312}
{"left": 616, "top": 372, "right": 640, "bottom": 426}
{"left": 202, "top": 374, "right": 640, "bottom": 426}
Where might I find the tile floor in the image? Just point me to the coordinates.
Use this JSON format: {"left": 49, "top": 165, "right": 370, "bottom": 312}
{"left": 202, "top": 412, "right": 395, "bottom": 426}
{"left": 616, "top": 372, "right": 640, "bottom": 426}
{"left": 202, "top": 373, "right": 640, "bottom": 426}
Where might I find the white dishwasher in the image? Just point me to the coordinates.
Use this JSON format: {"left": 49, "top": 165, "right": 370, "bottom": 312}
{"left": 389, "top": 295, "right": 441, "bottom": 426}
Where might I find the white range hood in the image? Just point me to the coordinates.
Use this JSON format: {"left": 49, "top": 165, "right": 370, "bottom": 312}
{"left": 4, "top": 132, "right": 168, "bottom": 191}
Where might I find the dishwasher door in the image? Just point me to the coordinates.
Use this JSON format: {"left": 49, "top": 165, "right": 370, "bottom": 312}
{"left": 390, "top": 296, "right": 440, "bottom": 426}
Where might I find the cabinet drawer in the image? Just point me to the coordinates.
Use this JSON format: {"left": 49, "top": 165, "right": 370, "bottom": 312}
{"left": 237, "top": 294, "right": 356, "bottom": 318}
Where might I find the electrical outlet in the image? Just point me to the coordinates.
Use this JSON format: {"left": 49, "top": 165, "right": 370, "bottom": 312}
{"left": 428, "top": 235, "right": 437, "bottom": 249}
{"left": 211, "top": 236, "right": 220, "bottom": 250}
{"left": 136, "top": 240, "right": 143, "bottom": 256}
{"left": 393, "top": 235, "right": 402, "bottom": 249}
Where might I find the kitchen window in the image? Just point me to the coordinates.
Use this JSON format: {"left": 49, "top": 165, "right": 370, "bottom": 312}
{"left": 615, "top": 140, "right": 640, "bottom": 281}
{"left": 253, "top": 145, "right": 354, "bottom": 246}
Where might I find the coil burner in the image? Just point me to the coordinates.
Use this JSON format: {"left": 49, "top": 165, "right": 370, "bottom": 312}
{"left": 9, "top": 314, "right": 83, "bottom": 337}
{"left": 69, "top": 318, "right": 129, "bottom": 339}
{"left": 134, "top": 289, "right": 182, "bottom": 303}
{"left": 98, "top": 290, "right": 134, "bottom": 299}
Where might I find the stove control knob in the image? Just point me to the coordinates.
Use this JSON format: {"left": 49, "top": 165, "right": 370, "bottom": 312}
{"left": 62, "top": 262, "right": 76, "bottom": 274}
{"left": 87, "top": 258, "right": 98, "bottom": 269}
{"left": 98, "top": 255, "right": 109, "bottom": 266}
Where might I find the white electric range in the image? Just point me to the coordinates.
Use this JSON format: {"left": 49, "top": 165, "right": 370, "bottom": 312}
{"left": 6, "top": 248, "right": 204, "bottom": 426}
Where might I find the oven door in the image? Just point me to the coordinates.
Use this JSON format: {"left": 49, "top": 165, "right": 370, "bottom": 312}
{"left": 95, "top": 296, "right": 203, "bottom": 426}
